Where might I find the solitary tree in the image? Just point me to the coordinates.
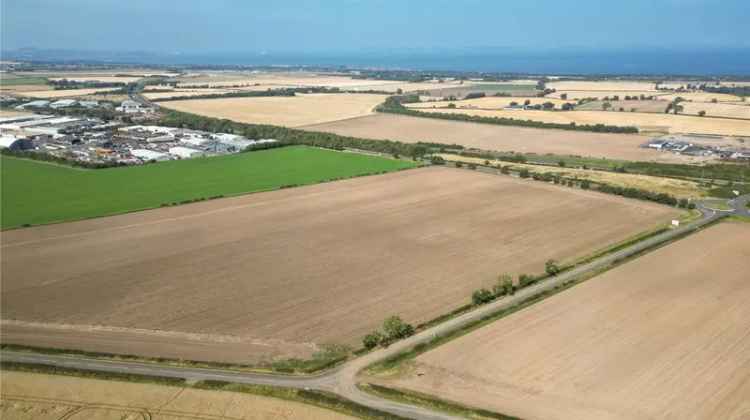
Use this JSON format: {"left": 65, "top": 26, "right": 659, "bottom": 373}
{"left": 383, "top": 316, "right": 414, "bottom": 341}
{"left": 602, "top": 102, "right": 612, "bottom": 111}
{"left": 472, "top": 288, "right": 494, "bottom": 305}
{"left": 545, "top": 259, "right": 561, "bottom": 276}
{"left": 363, "top": 331, "right": 383, "bottom": 350}
{"left": 698, "top": 110, "right": 706, "bottom": 117}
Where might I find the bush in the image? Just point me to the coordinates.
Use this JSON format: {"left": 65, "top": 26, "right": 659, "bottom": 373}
{"left": 518, "top": 274, "right": 536, "bottom": 288}
{"left": 519, "top": 169, "right": 530, "bottom": 178}
{"left": 362, "top": 332, "right": 383, "bottom": 350}
{"left": 383, "top": 316, "right": 415, "bottom": 341}
{"left": 493, "top": 274, "right": 514, "bottom": 297}
{"left": 471, "top": 288, "right": 494, "bottom": 305}
{"left": 430, "top": 155, "right": 446, "bottom": 165}
{"left": 545, "top": 259, "right": 561, "bottom": 276}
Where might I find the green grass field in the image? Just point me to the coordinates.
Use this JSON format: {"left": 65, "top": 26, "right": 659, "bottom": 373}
{"left": 1, "top": 146, "right": 416, "bottom": 228}
{"left": 0, "top": 76, "right": 49, "bottom": 86}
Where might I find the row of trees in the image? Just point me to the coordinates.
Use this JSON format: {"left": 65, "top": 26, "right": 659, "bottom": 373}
{"left": 159, "top": 110, "right": 433, "bottom": 157}
{"left": 378, "top": 95, "right": 639, "bottom": 134}
{"left": 362, "top": 316, "right": 415, "bottom": 349}
{"left": 471, "top": 261, "right": 561, "bottom": 306}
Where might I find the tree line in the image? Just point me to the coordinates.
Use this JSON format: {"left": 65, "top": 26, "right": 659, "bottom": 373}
{"left": 378, "top": 95, "right": 640, "bottom": 134}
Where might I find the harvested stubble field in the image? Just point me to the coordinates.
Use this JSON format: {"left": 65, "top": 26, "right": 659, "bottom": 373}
{"left": 679, "top": 101, "right": 750, "bottom": 119}
{"left": 414, "top": 107, "right": 750, "bottom": 136}
{"left": 0, "top": 167, "right": 679, "bottom": 363}
{"left": 302, "top": 113, "right": 699, "bottom": 163}
{"left": 0, "top": 371, "right": 353, "bottom": 420}
{"left": 657, "top": 91, "right": 745, "bottom": 103}
{"left": 407, "top": 96, "right": 574, "bottom": 110}
{"left": 437, "top": 154, "right": 706, "bottom": 198}
{"left": 160, "top": 93, "right": 387, "bottom": 127}
{"left": 382, "top": 222, "right": 750, "bottom": 420}
{"left": 545, "top": 90, "right": 666, "bottom": 100}
{"left": 575, "top": 100, "right": 668, "bottom": 113}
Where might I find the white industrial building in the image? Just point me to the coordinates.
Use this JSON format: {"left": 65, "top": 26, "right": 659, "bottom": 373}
{"left": 169, "top": 146, "right": 206, "bottom": 159}
{"left": 15, "top": 100, "right": 50, "bottom": 109}
{"left": 0, "top": 135, "right": 34, "bottom": 150}
{"left": 130, "top": 149, "right": 170, "bottom": 161}
{"left": 116, "top": 100, "right": 142, "bottom": 113}
{"left": 50, "top": 99, "right": 78, "bottom": 109}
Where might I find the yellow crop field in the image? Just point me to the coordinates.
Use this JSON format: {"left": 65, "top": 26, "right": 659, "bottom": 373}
{"left": 159, "top": 93, "right": 388, "bottom": 127}
{"left": 407, "top": 96, "right": 574, "bottom": 110}
{"left": 679, "top": 101, "right": 750, "bottom": 119}
{"left": 658, "top": 91, "right": 745, "bottom": 103}
{"left": 1, "top": 371, "right": 354, "bottom": 420}
{"left": 413, "top": 107, "right": 750, "bottom": 136}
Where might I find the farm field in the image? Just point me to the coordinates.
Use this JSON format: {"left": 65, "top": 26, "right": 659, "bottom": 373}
{"left": 437, "top": 154, "right": 706, "bottom": 198}
{"left": 303, "top": 113, "right": 700, "bottom": 163}
{"left": 0, "top": 371, "right": 354, "bottom": 420}
{"left": 545, "top": 90, "right": 665, "bottom": 100}
{"left": 408, "top": 96, "right": 574, "bottom": 110}
{"left": 425, "top": 83, "right": 537, "bottom": 98}
{"left": 679, "top": 101, "right": 750, "bottom": 119}
{"left": 174, "top": 71, "right": 479, "bottom": 93}
{"left": 575, "top": 100, "right": 668, "bottom": 113}
{"left": 13, "top": 87, "right": 121, "bottom": 99}
{"left": 0, "top": 167, "right": 679, "bottom": 363}
{"left": 159, "top": 93, "right": 387, "bottom": 127}
{"left": 412, "top": 107, "right": 750, "bottom": 136}
{"left": 657, "top": 91, "right": 745, "bottom": 103}
{"left": 0, "top": 146, "right": 414, "bottom": 228}
{"left": 547, "top": 80, "right": 657, "bottom": 91}
{"left": 381, "top": 222, "right": 750, "bottom": 420}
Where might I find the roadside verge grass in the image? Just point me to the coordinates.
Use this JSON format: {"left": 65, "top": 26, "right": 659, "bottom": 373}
{"left": 0, "top": 362, "right": 408, "bottom": 420}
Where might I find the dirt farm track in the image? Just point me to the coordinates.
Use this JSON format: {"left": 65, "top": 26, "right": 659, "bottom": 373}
{"left": 1, "top": 167, "right": 678, "bottom": 363}
{"left": 384, "top": 222, "right": 750, "bottom": 420}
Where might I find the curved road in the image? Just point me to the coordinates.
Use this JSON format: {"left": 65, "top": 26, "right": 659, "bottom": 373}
{"left": 3, "top": 194, "right": 748, "bottom": 420}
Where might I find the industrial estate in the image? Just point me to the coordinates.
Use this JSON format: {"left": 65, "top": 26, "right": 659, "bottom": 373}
{"left": 1, "top": 5, "right": 750, "bottom": 420}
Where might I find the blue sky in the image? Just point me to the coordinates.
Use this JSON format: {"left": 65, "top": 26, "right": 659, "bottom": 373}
{"left": 2, "top": 0, "right": 748, "bottom": 53}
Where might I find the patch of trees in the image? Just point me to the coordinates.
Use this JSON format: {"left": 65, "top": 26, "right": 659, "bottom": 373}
{"left": 362, "top": 316, "right": 416, "bottom": 349}
{"left": 152, "top": 89, "right": 297, "bottom": 102}
{"left": 703, "top": 86, "right": 750, "bottom": 97}
{"left": 377, "top": 96, "right": 639, "bottom": 134}
{"left": 464, "top": 92, "right": 486, "bottom": 100}
{"left": 50, "top": 79, "right": 127, "bottom": 90}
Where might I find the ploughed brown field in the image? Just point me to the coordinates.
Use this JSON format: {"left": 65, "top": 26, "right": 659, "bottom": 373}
{"left": 383, "top": 222, "right": 750, "bottom": 420}
{"left": 1, "top": 168, "right": 678, "bottom": 363}
{"left": 302, "top": 113, "right": 703, "bottom": 163}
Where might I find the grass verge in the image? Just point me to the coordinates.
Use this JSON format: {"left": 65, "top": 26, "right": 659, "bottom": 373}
{"left": 0, "top": 362, "right": 407, "bottom": 420}
{"left": 0, "top": 343, "right": 349, "bottom": 375}
{"left": 360, "top": 383, "right": 519, "bottom": 420}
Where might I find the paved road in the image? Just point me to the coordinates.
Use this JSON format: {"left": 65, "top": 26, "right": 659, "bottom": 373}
{"left": 3, "top": 191, "right": 748, "bottom": 419}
